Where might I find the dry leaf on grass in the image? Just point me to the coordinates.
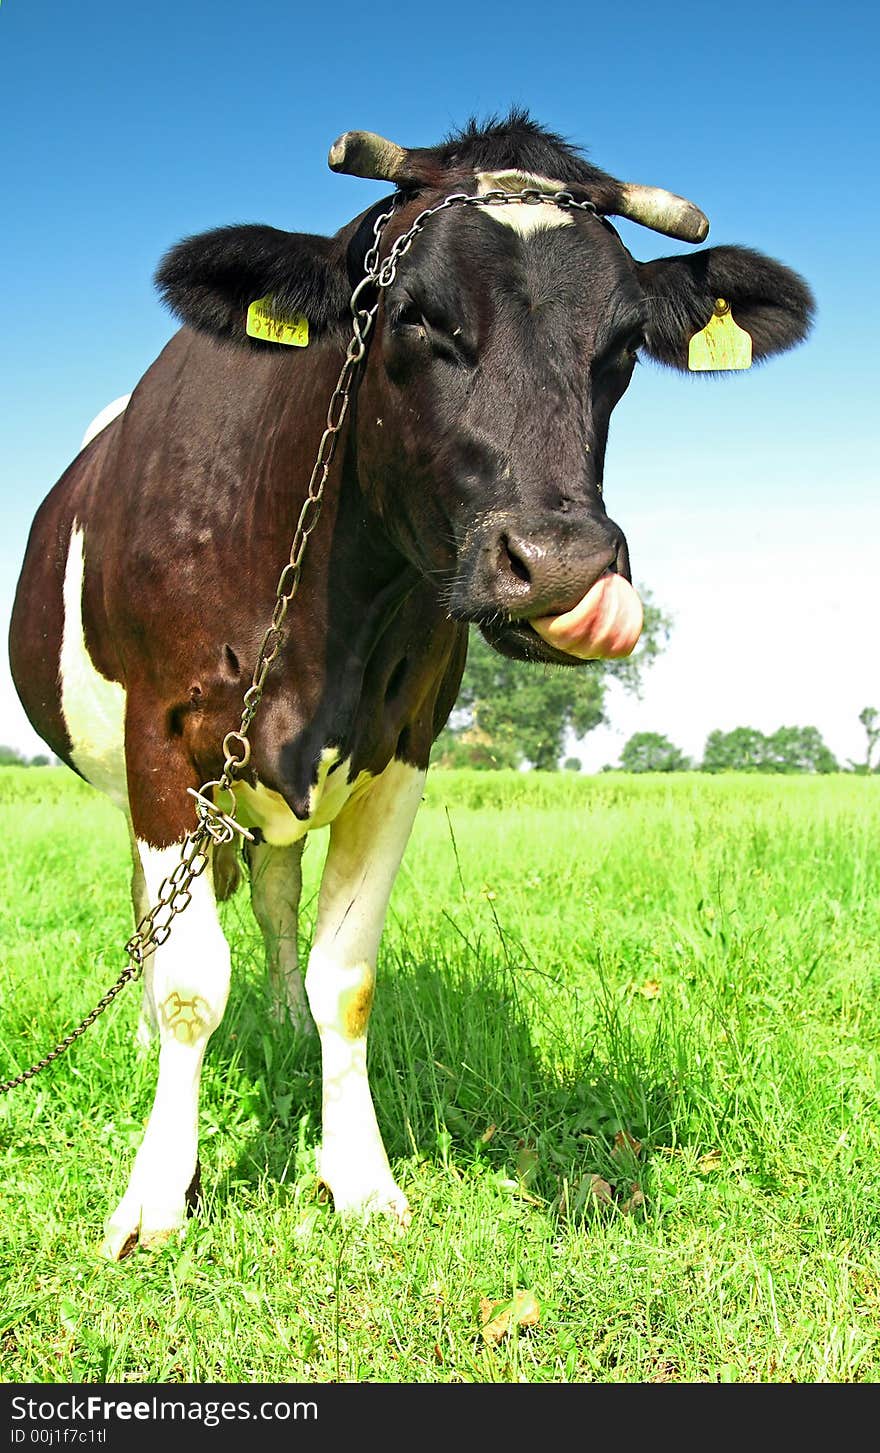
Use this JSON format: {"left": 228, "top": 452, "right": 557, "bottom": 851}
{"left": 621, "top": 1185, "right": 646, "bottom": 1216}
{"left": 479, "top": 1124, "right": 497, "bottom": 1144}
{"left": 612, "top": 1129, "right": 642, "bottom": 1159}
{"left": 556, "top": 1171, "right": 617, "bottom": 1221}
{"left": 479, "top": 1290, "right": 541, "bottom": 1344}
{"left": 637, "top": 979, "right": 661, "bottom": 999}
{"left": 586, "top": 1173, "right": 614, "bottom": 1204}
{"left": 698, "top": 1149, "right": 723, "bottom": 1173}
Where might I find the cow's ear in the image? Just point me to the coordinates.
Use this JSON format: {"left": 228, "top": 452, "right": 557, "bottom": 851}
{"left": 636, "top": 246, "right": 814, "bottom": 371}
{"left": 155, "top": 224, "right": 350, "bottom": 345}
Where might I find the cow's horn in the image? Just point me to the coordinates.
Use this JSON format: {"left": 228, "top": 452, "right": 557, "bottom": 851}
{"left": 615, "top": 183, "right": 709, "bottom": 243}
{"left": 328, "top": 130, "right": 410, "bottom": 181}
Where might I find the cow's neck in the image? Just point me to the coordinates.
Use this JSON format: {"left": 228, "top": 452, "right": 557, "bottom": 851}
{"left": 251, "top": 360, "right": 435, "bottom": 813}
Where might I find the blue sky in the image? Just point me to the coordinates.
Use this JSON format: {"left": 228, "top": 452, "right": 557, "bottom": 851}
{"left": 1, "top": 0, "right": 877, "bottom": 767}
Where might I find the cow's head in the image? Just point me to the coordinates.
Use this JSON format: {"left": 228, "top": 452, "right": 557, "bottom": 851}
{"left": 156, "top": 113, "right": 813, "bottom": 666}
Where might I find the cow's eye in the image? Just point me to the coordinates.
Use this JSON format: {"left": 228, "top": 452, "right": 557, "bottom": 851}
{"left": 594, "top": 332, "right": 643, "bottom": 378}
{"left": 393, "top": 302, "right": 430, "bottom": 338}
{"left": 390, "top": 300, "right": 474, "bottom": 367}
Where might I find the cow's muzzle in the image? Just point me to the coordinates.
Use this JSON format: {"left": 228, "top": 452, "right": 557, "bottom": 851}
{"left": 457, "top": 510, "right": 629, "bottom": 619}
{"left": 453, "top": 510, "right": 643, "bottom": 664}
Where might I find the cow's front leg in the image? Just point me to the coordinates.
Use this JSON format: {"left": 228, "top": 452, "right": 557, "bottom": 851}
{"left": 100, "top": 840, "right": 231, "bottom": 1259}
{"left": 306, "top": 759, "right": 425, "bottom": 1224}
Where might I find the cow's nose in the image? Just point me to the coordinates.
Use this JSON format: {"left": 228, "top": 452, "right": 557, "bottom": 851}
{"left": 481, "top": 515, "right": 630, "bottom": 618}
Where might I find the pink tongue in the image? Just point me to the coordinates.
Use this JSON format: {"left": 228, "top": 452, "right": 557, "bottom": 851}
{"left": 531, "top": 573, "right": 643, "bottom": 660}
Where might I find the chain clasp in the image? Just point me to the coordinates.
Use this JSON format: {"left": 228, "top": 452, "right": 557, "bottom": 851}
{"left": 186, "top": 787, "right": 255, "bottom": 845}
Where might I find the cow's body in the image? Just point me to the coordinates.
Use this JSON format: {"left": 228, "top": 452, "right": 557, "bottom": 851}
{"left": 18, "top": 325, "right": 464, "bottom": 839}
{"left": 9, "top": 114, "right": 812, "bottom": 1256}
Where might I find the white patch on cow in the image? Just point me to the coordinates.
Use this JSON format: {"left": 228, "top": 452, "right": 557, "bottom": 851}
{"left": 305, "top": 757, "right": 425, "bottom": 1221}
{"left": 247, "top": 838, "right": 310, "bottom": 1029}
{"left": 233, "top": 747, "right": 373, "bottom": 845}
{"left": 80, "top": 394, "right": 131, "bottom": 450}
{"left": 476, "top": 170, "right": 574, "bottom": 234}
{"left": 60, "top": 525, "right": 128, "bottom": 809}
{"left": 100, "top": 841, "right": 231, "bottom": 1258}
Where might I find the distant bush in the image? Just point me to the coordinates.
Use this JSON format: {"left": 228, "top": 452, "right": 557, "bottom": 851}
{"left": 0, "top": 744, "right": 57, "bottom": 769}
{"left": 619, "top": 731, "right": 690, "bottom": 773}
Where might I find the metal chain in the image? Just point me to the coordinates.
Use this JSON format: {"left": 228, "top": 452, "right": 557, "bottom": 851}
{"left": 0, "top": 186, "right": 597, "bottom": 1096}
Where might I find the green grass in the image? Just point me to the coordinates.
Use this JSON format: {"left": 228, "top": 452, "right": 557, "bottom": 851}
{"left": 1, "top": 765, "right": 879, "bottom": 1382}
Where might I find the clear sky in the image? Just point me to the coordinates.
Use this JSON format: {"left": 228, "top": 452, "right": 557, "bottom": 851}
{"left": 1, "top": 0, "right": 877, "bottom": 769}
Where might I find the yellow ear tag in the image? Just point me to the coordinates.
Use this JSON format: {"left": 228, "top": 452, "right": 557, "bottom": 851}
{"left": 687, "top": 298, "right": 752, "bottom": 371}
{"left": 246, "top": 295, "right": 309, "bottom": 347}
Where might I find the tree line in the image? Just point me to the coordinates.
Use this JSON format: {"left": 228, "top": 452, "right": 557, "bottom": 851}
{"left": 615, "top": 707, "right": 878, "bottom": 775}
{"left": 618, "top": 725, "right": 836, "bottom": 774}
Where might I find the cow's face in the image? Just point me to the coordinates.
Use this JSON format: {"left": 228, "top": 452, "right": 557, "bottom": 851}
{"left": 356, "top": 196, "right": 647, "bottom": 663}
{"left": 350, "top": 188, "right": 812, "bottom": 663}
{"left": 155, "top": 148, "right": 812, "bottom": 666}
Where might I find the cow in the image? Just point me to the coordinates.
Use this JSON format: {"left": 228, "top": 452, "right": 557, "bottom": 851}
{"left": 8, "top": 112, "right": 813, "bottom": 1258}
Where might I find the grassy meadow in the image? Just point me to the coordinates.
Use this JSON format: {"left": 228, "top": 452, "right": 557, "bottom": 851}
{"left": 1, "top": 764, "right": 879, "bottom": 1383}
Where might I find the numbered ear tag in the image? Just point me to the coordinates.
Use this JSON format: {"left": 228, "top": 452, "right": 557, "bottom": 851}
{"left": 688, "top": 298, "right": 752, "bottom": 371}
{"left": 246, "top": 296, "right": 309, "bottom": 347}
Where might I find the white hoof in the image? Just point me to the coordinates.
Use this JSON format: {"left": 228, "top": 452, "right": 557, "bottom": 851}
{"left": 99, "top": 1200, "right": 186, "bottom": 1260}
{"left": 98, "top": 1161, "right": 200, "bottom": 1260}
{"left": 319, "top": 1158, "right": 410, "bottom": 1226}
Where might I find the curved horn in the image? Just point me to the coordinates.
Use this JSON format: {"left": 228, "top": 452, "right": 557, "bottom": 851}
{"left": 328, "top": 130, "right": 410, "bottom": 182}
{"left": 615, "top": 183, "right": 709, "bottom": 244}
{"left": 327, "top": 129, "right": 710, "bottom": 242}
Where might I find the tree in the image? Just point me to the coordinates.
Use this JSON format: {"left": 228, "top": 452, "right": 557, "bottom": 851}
{"left": 701, "top": 727, "right": 772, "bottom": 773}
{"left": 430, "top": 728, "right": 520, "bottom": 771}
{"left": 765, "top": 725, "right": 838, "bottom": 774}
{"left": 620, "top": 731, "right": 690, "bottom": 773}
{"left": 858, "top": 707, "right": 880, "bottom": 772}
{"left": 432, "top": 592, "right": 672, "bottom": 770}
{"left": 563, "top": 756, "right": 582, "bottom": 772}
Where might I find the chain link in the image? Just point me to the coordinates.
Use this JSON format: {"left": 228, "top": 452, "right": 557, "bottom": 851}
{"left": 0, "top": 186, "right": 597, "bottom": 1096}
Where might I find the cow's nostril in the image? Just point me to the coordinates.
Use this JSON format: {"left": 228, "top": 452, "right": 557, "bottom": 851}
{"left": 501, "top": 536, "right": 531, "bottom": 586}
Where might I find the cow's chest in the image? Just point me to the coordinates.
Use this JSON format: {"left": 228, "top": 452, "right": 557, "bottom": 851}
{"left": 231, "top": 748, "right": 374, "bottom": 845}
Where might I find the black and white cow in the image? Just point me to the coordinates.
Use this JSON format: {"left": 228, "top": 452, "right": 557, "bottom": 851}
{"left": 9, "top": 113, "right": 813, "bottom": 1256}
